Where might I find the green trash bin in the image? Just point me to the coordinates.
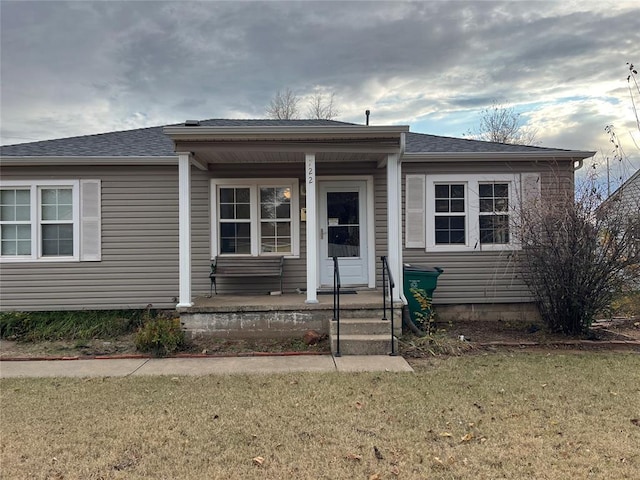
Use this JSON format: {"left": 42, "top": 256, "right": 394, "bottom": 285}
{"left": 403, "top": 264, "right": 443, "bottom": 326}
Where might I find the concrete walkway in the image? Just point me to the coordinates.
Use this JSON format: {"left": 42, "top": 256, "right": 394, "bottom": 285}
{"left": 0, "top": 355, "right": 413, "bottom": 378}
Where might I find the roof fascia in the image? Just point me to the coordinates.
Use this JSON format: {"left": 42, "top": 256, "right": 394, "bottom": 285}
{"left": 0, "top": 156, "right": 179, "bottom": 166}
{"left": 163, "top": 125, "right": 410, "bottom": 141}
{"left": 402, "top": 151, "right": 596, "bottom": 162}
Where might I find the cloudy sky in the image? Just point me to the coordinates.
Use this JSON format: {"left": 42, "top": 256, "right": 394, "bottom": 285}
{"left": 1, "top": 0, "right": 639, "bottom": 188}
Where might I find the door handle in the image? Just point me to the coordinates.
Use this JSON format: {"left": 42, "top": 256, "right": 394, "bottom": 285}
{"left": 320, "top": 228, "right": 324, "bottom": 239}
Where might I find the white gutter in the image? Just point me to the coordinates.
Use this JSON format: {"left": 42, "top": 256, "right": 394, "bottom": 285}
{"left": 402, "top": 151, "right": 597, "bottom": 162}
{"left": 0, "top": 156, "right": 180, "bottom": 166}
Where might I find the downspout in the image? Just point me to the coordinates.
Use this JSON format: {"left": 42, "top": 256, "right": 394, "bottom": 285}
{"left": 397, "top": 132, "right": 407, "bottom": 305}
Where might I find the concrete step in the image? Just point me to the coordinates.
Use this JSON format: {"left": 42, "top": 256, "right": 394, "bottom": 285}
{"left": 335, "top": 306, "right": 403, "bottom": 320}
{"left": 331, "top": 334, "right": 398, "bottom": 356}
{"left": 330, "top": 318, "right": 393, "bottom": 336}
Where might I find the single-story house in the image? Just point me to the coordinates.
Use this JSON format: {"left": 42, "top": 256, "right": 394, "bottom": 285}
{"left": 0, "top": 119, "right": 595, "bottom": 345}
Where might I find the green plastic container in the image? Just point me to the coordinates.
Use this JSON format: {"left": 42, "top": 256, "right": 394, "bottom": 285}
{"left": 403, "top": 264, "right": 443, "bottom": 326}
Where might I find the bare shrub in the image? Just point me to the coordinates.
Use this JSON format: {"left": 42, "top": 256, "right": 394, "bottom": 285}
{"left": 517, "top": 176, "right": 640, "bottom": 335}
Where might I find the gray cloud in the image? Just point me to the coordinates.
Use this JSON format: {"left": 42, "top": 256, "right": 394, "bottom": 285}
{"left": 1, "top": 0, "right": 639, "bottom": 178}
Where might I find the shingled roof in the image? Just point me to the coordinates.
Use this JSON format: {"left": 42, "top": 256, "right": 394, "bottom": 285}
{"left": 1, "top": 119, "right": 581, "bottom": 157}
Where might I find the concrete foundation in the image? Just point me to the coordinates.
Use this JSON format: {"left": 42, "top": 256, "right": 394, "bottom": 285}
{"left": 432, "top": 302, "right": 541, "bottom": 322}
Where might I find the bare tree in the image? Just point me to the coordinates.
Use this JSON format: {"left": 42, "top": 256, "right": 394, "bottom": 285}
{"left": 466, "top": 100, "right": 538, "bottom": 145}
{"left": 266, "top": 88, "right": 300, "bottom": 120}
{"left": 307, "top": 92, "right": 339, "bottom": 120}
{"left": 517, "top": 175, "right": 640, "bottom": 335}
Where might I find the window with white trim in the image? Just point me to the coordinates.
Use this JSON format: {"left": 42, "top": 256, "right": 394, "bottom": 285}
{"left": 0, "top": 180, "right": 101, "bottom": 262}
{"left": 212, "top": 179, "right": 299, "bottom": 257}
{"left": 406, "top": 173, "right": 528, "bottom": 252}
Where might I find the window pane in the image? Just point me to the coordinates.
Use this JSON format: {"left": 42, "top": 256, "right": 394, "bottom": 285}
{"left": 219, "top": 188, "right": 235, "bottom": 203}
{"left": 219, "top": 222, "right": 251, "bottom": 254}
{"left": 480, "top": 215, "right": 510, "bottom": 244}
{"left": 220, "top": 204, "right": 234, "bottom": 219}
{"left": 58, "top": 204, "right": 73, "bottom": 221}
{"left": 16, "top": 206, "right": 30, "bottom": 221}
{"left": 478, "top": 184, "right": 493, "bottom": 197}
{"left": 275, "top": 204, "right": 290, "bottom": 219}
{"left": 434, "top": 185, "right": 449, "bottom": 199}
{"left": 435, "top": 216, "right": 466, "bottom": 245}
{"left": 328, "top": 226, "right": 360, "bottom": 257}
{"left": 1, "top": 190, "right": 16, "bottom": 204}
{"left": 494, "top": 183, "right": 509, "bottom": 197}
{"left": 495, "top": 199, "right": 508, "bottom": 212}
{"left": 327, "top": 192, "right": 359, "bottom": 224}
{"left": 42, "top": 205, "right": 57, "bottom": 221}
{"left": 261, "top": 222, "right": 276, "bottom": 236}
{"left": 479, "top": 198, "right": 493, "bottom": 212}
{"left": 1, "top": 241, "right": 17, "bottom": 255}
{"left": 435, "top": 200, "right": 449, "bottom": 213}
{"left": 261, "top": 204, "right": 275, "bottom": 219}
{"left": 17, "top": 224, "right": 31, "bottom": 239}
{"left": 42, "top": 224, "right": 74, "bottom": 256}
{"left": 450, "top": 184, "right": 465, "bottom": 198}
{"left": 1, "top": 225, "right": 17, "bottom": 240}
{"left": 41, "top": 189, "right": 57, "bottom": 205}
{"left": 450, "top": 199, "right": 465, "bottom": 212}
{"left": 236, "top": 204, "right": 250, "bottom": 219}
{"left": 17, "top": 240, "right": 31, "bottom": 255}
{"left": 1, "top": 205, "right": 15, "bottom": 222}
{"left": 16, "top": 190, "right": 30, "bottom": 203}
{"left": 236, "top": 188, "right": 250, "bottom": 203}
{"left": 58, "top": 189, "right": 73, "bottom": 204}
{"left": 276, "top": 222, "right": 290, "bottom": 236}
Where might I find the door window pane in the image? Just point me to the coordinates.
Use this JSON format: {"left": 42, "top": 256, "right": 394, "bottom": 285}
{"left": 328, "top": 226, "right": 360, "bottom": 257}
{"left": 327, "top": 192, "right": 359, "bottom": 224}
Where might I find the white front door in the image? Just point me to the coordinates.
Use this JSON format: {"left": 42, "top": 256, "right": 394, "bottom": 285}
{"left": 318, "top": 181, "right": 369, "bottom": 286}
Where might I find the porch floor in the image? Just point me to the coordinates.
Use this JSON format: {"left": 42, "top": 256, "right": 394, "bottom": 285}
{"left": 182, "top": 289, "right": 398, "bottom": 313}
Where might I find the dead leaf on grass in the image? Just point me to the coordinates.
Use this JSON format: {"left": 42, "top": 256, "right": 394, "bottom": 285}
{"left": 439, "top": 432, "right": 452, "bottom": 437}
{"left": 390, "top": 465, "right": 400, "bottom": 476}
{"left": 345, "top": 453, "right": 362, "bottom": 461}
{"left": 252, "top": 456, "right": 265, "bottom": 466}
{"left": 369, "top": 474, "right": 381, "bottom": 480}
{"left": 461, "top": 433, "right": 474, "bottom": 443}
{"left": 355, "top": 401, "right": 364, "bottom": 409}
{"left": 631, "top": 419, "right": 640, "bottom": 427}
{"left": 433, "top": 456, "right": 445, "bottom": 467}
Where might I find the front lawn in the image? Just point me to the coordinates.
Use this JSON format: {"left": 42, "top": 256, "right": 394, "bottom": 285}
{"left": 1, "top": 353, "right": 639, "bottom": 479}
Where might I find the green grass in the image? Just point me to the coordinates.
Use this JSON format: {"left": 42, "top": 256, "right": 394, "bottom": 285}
{"left": 1, "top": 353, "right": 639, "bottom": 479}
{"left": 0, "top": 310, "right": 152, "bottom": 341}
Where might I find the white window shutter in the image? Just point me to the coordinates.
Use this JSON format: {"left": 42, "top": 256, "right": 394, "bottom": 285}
{"left": 405, "top": 174, "right": 426, "bottom": 248}
{"left": 521, "top": 173, "right": 541, "bottom": 206}
{"left": 80, "top": 180, "right": 101, "bottom": 261}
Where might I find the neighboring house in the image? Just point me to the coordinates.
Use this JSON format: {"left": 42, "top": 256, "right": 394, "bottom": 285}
{"left": 597, "top": 168, "right": 640, "bottom": 276}
{"left": 0, "top": 119, "right": 595, "bottom": 322}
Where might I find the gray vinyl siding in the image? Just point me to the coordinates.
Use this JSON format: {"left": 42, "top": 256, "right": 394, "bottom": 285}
{"left": 401, "top": 160, "right": 575, "bottom": 304}
{"left": 0, "top": 165, "right": 182, "bottom": 311}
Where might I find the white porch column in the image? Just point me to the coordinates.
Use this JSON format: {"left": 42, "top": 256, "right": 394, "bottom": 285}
{"left": 305, "top": 153, "right": 319, "bottom": 303}
{"left": 177, "top": 152, "right": 193, "bottom": 307}
{"left": 386, "top": 153, "right": 403, "bottom": 301}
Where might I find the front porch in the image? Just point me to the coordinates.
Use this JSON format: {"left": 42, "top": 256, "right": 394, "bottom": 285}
{"left": 178, "top": 290, "right": 403, "bottom": 355}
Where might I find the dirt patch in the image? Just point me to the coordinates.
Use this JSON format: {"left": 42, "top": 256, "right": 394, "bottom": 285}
{"left": 0, "top": 333, "right": 330, "bottom": 360}
{"left": 437, "top": 317, "right": 640, "bottom": 344}
{"left": 1, "top": 318, "right": 638, "bottom": 360}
